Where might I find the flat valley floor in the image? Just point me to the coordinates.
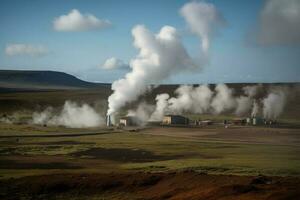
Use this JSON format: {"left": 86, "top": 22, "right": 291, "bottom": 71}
{"left": 0, "top": 124, "right": 300, "bottom": 200}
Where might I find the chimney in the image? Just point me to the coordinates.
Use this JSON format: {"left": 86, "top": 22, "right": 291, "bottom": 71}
{"left": 106, "top": 115, "right": 111, "bottom": 127}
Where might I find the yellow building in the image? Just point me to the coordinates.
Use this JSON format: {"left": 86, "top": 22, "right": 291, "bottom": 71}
{"left": 162, "top": 115, "right": 189, "bottom": 125}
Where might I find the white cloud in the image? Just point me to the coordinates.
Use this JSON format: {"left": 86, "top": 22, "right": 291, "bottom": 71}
{"left": 101, "top": 57, "right": 128, "bottom": 70}
{"left": 53, "top": 9, "right": 111, "bottom": 32}
{"left": 257, "top": 0, "right": 300, "bottom": 45}
{"left": 180, "top": 1, "right": 225, "bottom": 53}
{"left": 5, "top": 44, "right": 48, "bottom": 57}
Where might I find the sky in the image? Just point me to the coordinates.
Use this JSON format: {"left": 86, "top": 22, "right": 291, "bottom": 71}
{"left": 0, "top": 0, "right": 299, "bottom": 84}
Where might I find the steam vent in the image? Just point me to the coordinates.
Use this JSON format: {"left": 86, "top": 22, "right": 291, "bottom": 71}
{"left": 106, "top": 115, "right": 112, "bottom": 127}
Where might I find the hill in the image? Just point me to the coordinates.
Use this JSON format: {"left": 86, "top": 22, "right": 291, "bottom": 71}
{"left": 0, "top": 70, "right": 108, "bottom": 90}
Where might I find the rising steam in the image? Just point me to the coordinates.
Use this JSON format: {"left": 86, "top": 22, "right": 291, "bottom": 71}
{"left": 235, "top": 85, "right": 262, "bottom": 116}
{"left": 33, "top": 101, "right": 104, "bottom": 128}
{"left": 127, "top": 102, "right": 155, "bottom": 125}
{"left": 262, "top": 87, "right": 288, "bottom": 119}
{"left": 107, "top": 1, "right": 224, "bottom": 123}
{"left": 235, "top": 96, "right": 252, "bottom": 116}
{"left": 211, "top": 84, "right": 236, "bottom": 114}
{"left": 150, "top": 94, "right": 170, "bottom": 121}
{"left": 146, "top": 84, "right": 289, "bottom": 121}
{"left": 168, "top": 85, "right": 213, "bottom": 115}
{"left": 251, "top": 100, "right": 259, "bottom": 117}
{"left": 105, "top": 1, "right": 289, "bottom": 124}
{"left": 107, "top": 25, "right": 197, "bottom": 121}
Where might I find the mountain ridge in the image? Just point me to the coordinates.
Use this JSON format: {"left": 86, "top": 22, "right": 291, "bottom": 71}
{"left": 0, "top": 70, "right": 299, "bottom": 91}
{"left": 0, "top": 70, "right": 109, "bottom": 90}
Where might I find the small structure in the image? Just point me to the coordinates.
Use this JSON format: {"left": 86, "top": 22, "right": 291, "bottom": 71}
{"left": 106, "top": 115, "right": 112, "bottom": 127}
{"left": 246, "top": 117, "right": 251, "bottom": 125}
{"left": 266, "top": 119, "right": 277, "bottom": 125}
{"left": 200, "top": 120, "right": 213, "bottom": 125}
{"left": 162, "top": 115, "right": 189, "bottom": 125}
{"left": 253, "top": 117, "right": 264, "bottom": 125}
{"left": 246, "top": 117, "right": 264, "bottom": 125}
{"left": 232, "top": 118, "right": 246, "bottom": 125}
{"left": 147, "top": 121, "right": 161, "bottom": 126}
{"left": 119, "top": 116, "right": 139, "bottom": 126}
{"left": 194, "top": 119, "right": 200, "bottom": 126}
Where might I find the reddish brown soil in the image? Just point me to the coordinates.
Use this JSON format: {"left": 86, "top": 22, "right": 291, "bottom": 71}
{"left": 1, "top": 171, "right": 299, "bottom": 200}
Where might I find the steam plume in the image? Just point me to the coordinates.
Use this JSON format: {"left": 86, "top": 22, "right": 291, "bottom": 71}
{"left": 107, "top": 25, "right": 197, "bottom": 121}
{"left": 168, "top": 85, "right": 213, "bottom": 114}
{"left": 107, "top": 1, "right": 224, "bottom": 123}
{"left": 235, "top": 96, "right": 252, "bottom": 116}
{"left": 33, "top": 101, "right": 104, "bottom": 128}
{"left": 127, "top": 102, "right": 154, "bottom": 125}
{"left": 150, "top": 94, "right": 170, "bottom": 121}
{"left": 251, "top": 100, "right": 259, "bottom": 117}
{"left": 211, "top": 84, "right": 235, "bottom": 114}
{"left": 262, "top": 88, "right": 287, "bottom": 119}
{"left": 149, "top": 84, "right": 289, "bottom": 120}
{"left": 235, "top": 85, "right": 262, "bottom": 116}
{"left": 243, "top": 84, "right": 262, "bottom": 98}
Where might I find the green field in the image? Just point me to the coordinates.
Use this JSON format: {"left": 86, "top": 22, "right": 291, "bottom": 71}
{"left": 0, "top": 85, "right": 299, "bottom": 180}
{"left": 1, "top": 123, "right": 299, "bottom": 179}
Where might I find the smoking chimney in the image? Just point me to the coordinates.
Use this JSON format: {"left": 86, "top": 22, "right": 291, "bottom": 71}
{"left": 106, "top": 115, "right": 112, "bottom": 127}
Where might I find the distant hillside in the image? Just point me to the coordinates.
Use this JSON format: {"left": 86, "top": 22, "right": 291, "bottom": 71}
{"left": 0, "top": 70, "right": 109, "bottom": 90}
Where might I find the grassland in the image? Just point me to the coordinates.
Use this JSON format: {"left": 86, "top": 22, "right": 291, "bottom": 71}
{"left": 0, "top": 86, "right": 299, "bottom": 178}
{"left": 1, "top": 123, "right": 300, "bottom": 179}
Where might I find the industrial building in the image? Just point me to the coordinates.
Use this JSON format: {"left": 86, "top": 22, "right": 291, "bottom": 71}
{"left": 106, "top": 115, "right": 112, "bottom": 127}
{"left": 119, "top": 116, "right": 139, "bottom": 126}
{"left": 200, "top": 120, "right": 213, "bottom": 125}
{"left": 246, "top": 117, "right": 264, "bottom": 125}
{"left": 162, "top": 115, "right": 189, "bottom": 125}
{"left": 232, "top": 118, "right": 246, "bottom": 125}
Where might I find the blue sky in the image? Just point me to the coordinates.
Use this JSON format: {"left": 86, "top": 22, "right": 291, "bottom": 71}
{"left": 0, "top": 0, "right": 299, "bottom": 83}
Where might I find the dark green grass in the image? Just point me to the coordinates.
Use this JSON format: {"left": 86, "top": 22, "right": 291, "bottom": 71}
{"left": 1, "top": 126, "right": 299, "bottom": 178}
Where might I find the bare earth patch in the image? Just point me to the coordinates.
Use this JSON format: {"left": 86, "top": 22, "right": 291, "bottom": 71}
{"left": 0, "top": 171, "right": 299, "bottom": 200}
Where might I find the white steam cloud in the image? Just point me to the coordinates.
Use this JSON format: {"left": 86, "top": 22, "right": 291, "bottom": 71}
{"left": 169, "top": 85, "right": 213, "bottom": 115}
{"left": 107, "top": 25, "right": 197, "bottom": 120}
{"left": 150, "top": 94, "right": 170, "bottom": 121}
{"left": 262, "top": 88, "right": 287, "bottom": 119}
{"left": 211, "top": 84, "right": 236, "bottom": 114}
{"left": 127, "top": 102, "right": 155, "bottom": 125}
{"left": 107, "top": 1, "right": 224, "bottom": 122}
{"left": 235, "top": 96, "right": 252, "bottom": 116}
{"left": 243, "top": 84, "right": 262, "bottom": 98}
{"left": 251, "top": 100, "right": 260, "bottom": 117}
{"left": 33, "top": 101, "right": 104, "bottom": 128}
{"left": 235, "top": 85, "right": 262, "bottom": 116}
{"left": 147, "top": 84, "right": 288, "bottom": 121}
